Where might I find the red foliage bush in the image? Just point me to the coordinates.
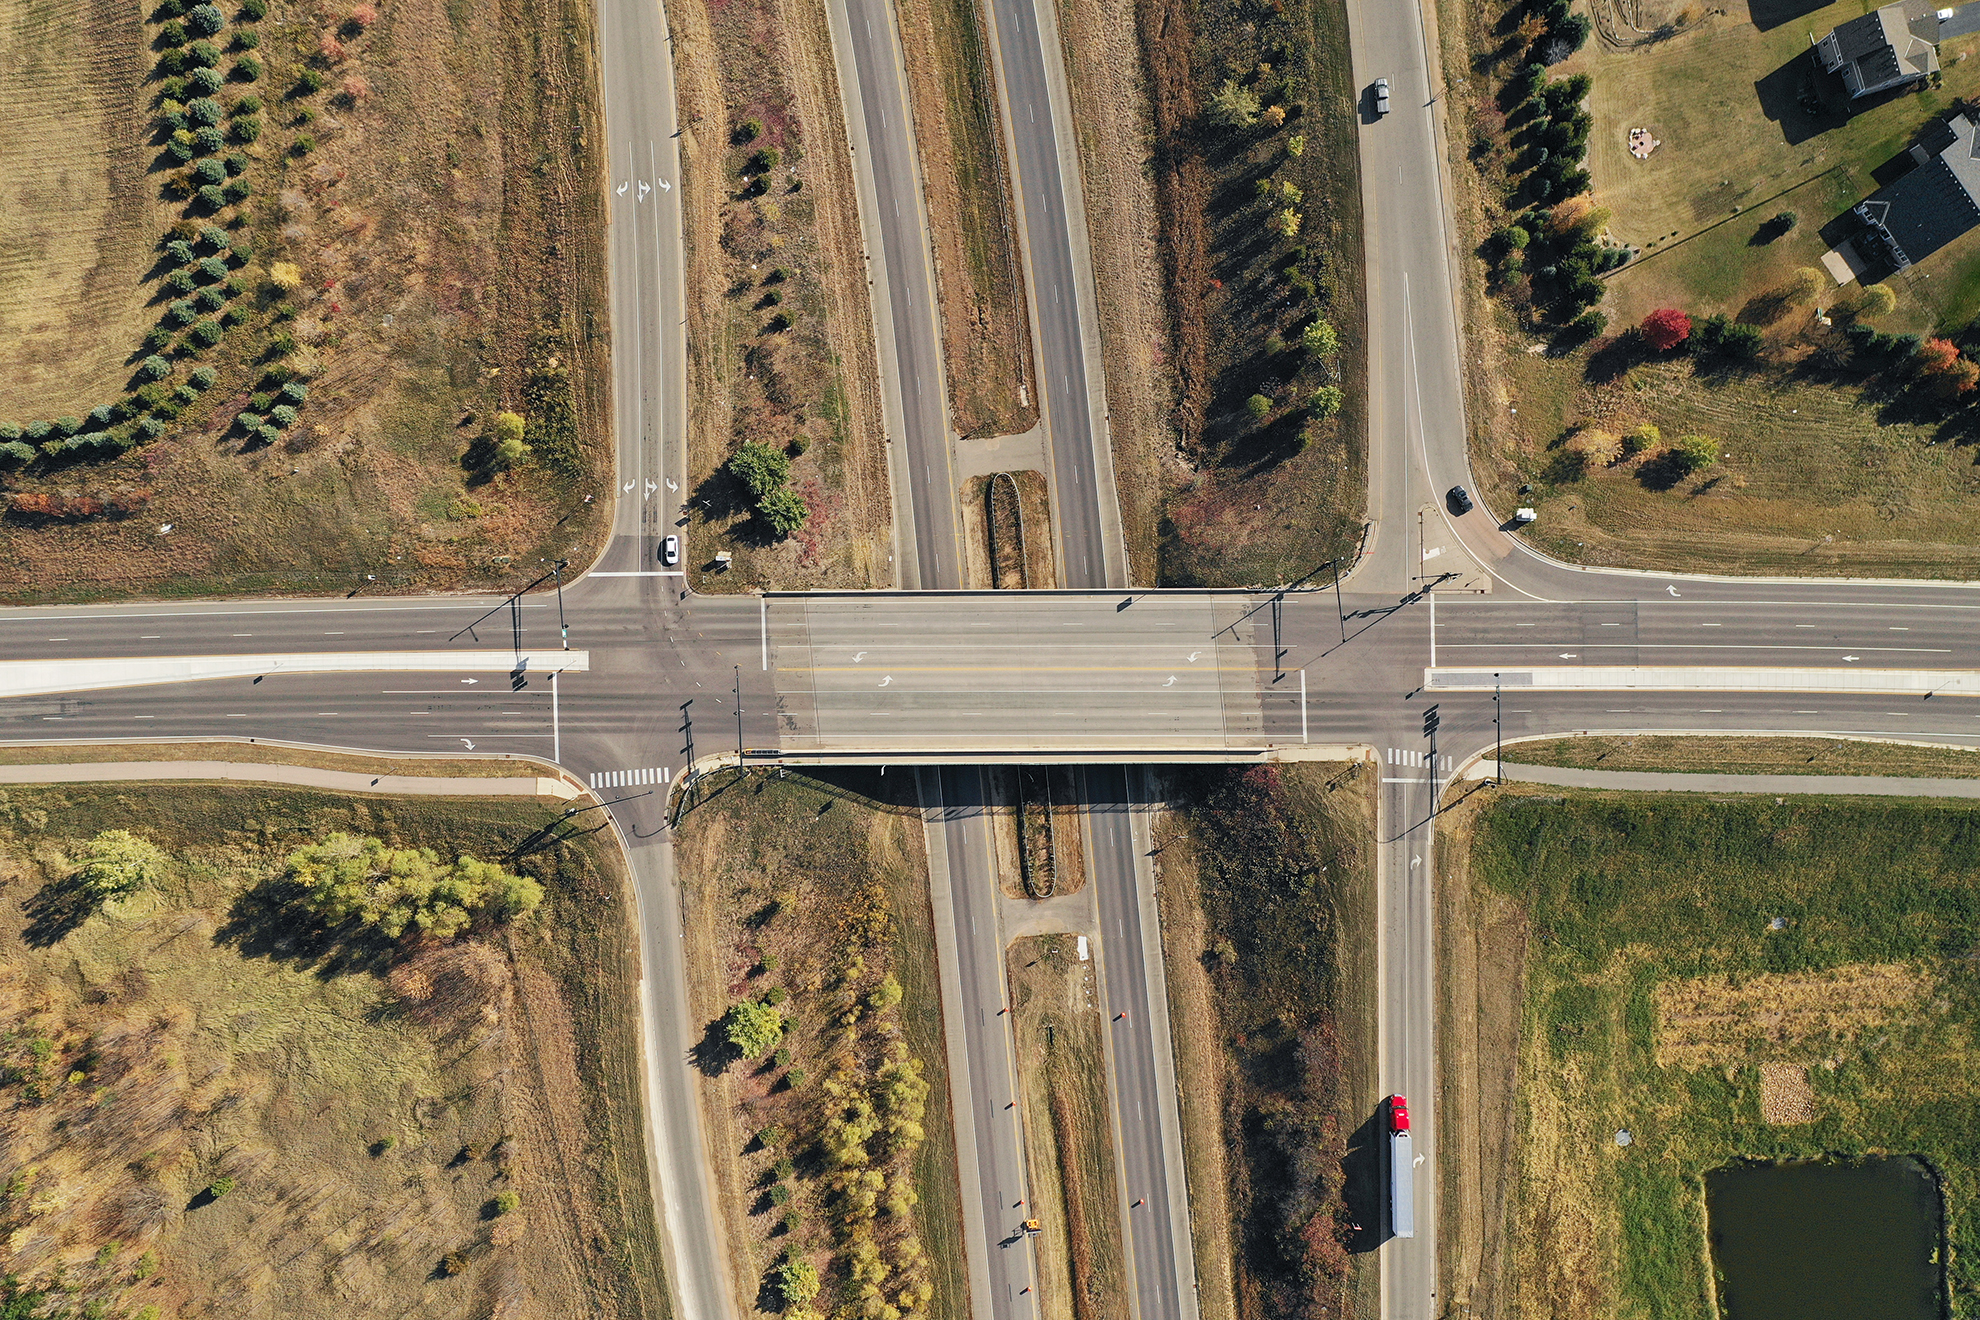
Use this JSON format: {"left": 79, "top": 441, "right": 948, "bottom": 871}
{"left": 1640, "top": 307, "right": 1691, "bottom": 352}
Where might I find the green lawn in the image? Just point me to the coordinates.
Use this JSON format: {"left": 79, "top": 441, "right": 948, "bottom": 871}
{"left": 1458, "top": 787, "right": 1980, "bottom": 1319}
{"left": 1575, "top": 6, "right": 1980, "bottom": 331}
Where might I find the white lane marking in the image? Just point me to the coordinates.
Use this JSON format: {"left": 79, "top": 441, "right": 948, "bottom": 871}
{"left": 1667, "top": 586, "right": 1681, "bottom": 596}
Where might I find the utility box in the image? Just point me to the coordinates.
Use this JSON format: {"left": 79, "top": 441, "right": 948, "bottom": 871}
{"left": 1513, "top": 507, "right": 1537, "bottom": 525}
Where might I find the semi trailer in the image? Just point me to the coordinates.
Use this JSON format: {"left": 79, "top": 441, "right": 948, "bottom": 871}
{"left": 1389, "top": 1094, "right": 1414, "bottom": 1239}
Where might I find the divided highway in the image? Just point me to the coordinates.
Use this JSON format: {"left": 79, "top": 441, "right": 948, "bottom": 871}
{"left": 7, "top": 1, "right": 1980, "bottom": 1320}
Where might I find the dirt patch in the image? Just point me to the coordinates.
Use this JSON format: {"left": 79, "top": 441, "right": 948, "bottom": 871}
{"left": 0, "top": 0, "right": 613, "bottom": 603}
{"left": 1155, "top": 763, "right": 1377, "bottom": 1320}
{"left": 961, "top": 469, "right": 1055, "bottom": 589}
{"left": 672, "top": 0, "right": 892, "bottom": 591}
{"left": 1655, "top": 962, "right": 1931, "bottom": 1068}
{"left": 1757, "top": 1062, "right": 1815, "bottom": 1125}
{"left": 894, "top": 0, "right": 1035, "bottom": 439}
{"left": 672, "top": 768, "right": 970, "bottom": 1320}
{"left": 0, "top": 783, "right": 661, "bottom": 1319}
{"left": 1006, "top": 933, "right": 1127, "bottom": 1320}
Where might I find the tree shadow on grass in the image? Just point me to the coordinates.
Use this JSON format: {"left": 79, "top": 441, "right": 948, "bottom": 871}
{"left": 212, "top": 874, "right": 402, "bottom": 981}
{"left": 689, "top": 1015, "right": 739, "bottom": 1077}
{"left": 22, "top": 875, "right": 103, "bottom": 948}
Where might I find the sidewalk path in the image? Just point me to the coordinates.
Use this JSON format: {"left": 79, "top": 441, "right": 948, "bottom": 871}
{"left": 0, "top": 761, "right": 582, "bottom": 799}
{"left": 1476, "top": 760, "right": 1980, "bottom": 800}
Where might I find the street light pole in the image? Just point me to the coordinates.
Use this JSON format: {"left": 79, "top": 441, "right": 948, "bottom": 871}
{"left": 1332, "top": 556, "right": 1347, "bottom": 644}
{"left": 553, "top": 558, "right": 569, "bottom": 649}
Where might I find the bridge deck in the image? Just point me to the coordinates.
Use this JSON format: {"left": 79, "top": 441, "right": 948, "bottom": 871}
{"left": 769, "top": 593, "right": 1266, "bottom": 750}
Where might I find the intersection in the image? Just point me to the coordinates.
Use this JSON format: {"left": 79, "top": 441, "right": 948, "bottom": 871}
{"left": 5, "top": 0, "right": 1980, "bottom": 1316}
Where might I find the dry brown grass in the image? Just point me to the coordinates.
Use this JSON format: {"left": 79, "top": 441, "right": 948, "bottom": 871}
{"left": 1006, "top": 934, "right": 1127, "bottom": 1320}
{"left": 673, "top": 769, "right": 970, "bottom": 1320}
{"left": 894, "top": 0, "right": 1034, "bottom": 439}
{"left": 1503, "top": 734, "right": 1980, "bottom": 780}
{"left": 0, "top": 783, "right": 660, "bottom": 1319}
{"left": 1050, "top": 0, "right": 1183, "bottom": 582}
{"left": 0, "top": 0, "right": 613, "bottom": 603}
{"left": 1654, "top": 962, "right": 1930, "bottom": 1068}
{"left": 1757, "top": 1061, "right": 1815, "bottom": 1124}
{"left": 960, "top": 470, "right": 1056, "bottom": 589}
{"left": 0, "top": 741, "right": 557, "bottom": 778}
{"left": 672, "top": 0, "right": 892, "bottom": 591}
{"left": 0, "top": 0, "right": 167, "bottom": 422}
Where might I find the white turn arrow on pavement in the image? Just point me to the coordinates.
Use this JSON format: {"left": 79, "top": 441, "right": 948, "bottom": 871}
{"left": 461, "top": 679, "right": 479, "bottom": 685}
{"left": 645, "top": 479, "right": 658, "bottom": 498}
{"left": 1559, "top": 653, "right": 1577, "bottom": 659}
{"left": 1843, "top": 655, "right": 1860, "bottom": 662}
{"left": 665, "top": 478, "right": 678, "bottom": 492}
{"left": 616, "top": 181, "right": 628, "bottom": 196}
{"left": 1162, "top": 676, "right": 1177, "bottom": 687}
{"left": 1667, "top": 585, "right": 1682, "bottom": 597}
{"left": 658, "top": 178, "right": 672, "bottom": 191}
{"left": 851, "top": 652, "right": 867, "bottom": 662}
{"left": 1185, "top": 651, "right": 1202, "bottom": 662}
{"left": 637, "top": 180, "right": 651, "bottom": 201}
{"left": 460, "top": 739, "right": 476, "bottom": 750}
{"left": 622, "top": 480, "right": 636, "bottom": 493}
{"left": 878, "top": 675, "right": 893, "bottom": 687}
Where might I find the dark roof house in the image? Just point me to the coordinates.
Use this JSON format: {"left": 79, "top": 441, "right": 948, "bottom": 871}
{"left": 1811, "top": 1, "right": 1941, "bottom": 98}
{"left": 1853, "top": 111, "right": 1980, "bottom": 270}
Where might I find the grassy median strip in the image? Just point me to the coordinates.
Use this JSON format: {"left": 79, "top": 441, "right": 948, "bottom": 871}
{"left": 1503, "top": 734, "right": 1980, "bottom": 780}
{"left": 1007, "top": 934, "right": 1128, "bottom": 1320}
{"left": 0, "top": 742, "right": 554, "bottom": 778}
{"left": 0, "top": 782, "right": 661, "bottom": 1317}
{"left": 1441, "top": 784, "right": 1980, "bottom": 1319}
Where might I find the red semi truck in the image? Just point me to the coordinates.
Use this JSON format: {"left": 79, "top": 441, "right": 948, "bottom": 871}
{"left": 1389, "top": 1094, "right": 1415, "bottom": 1239}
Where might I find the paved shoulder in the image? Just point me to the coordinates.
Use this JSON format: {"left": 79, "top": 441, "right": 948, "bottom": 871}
{"left": 1483, "top": 761, "right": 1980, "bottom": 800}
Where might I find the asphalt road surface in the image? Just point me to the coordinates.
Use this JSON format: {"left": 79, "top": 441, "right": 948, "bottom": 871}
{"left": 9, "top": 0, "right": 1980, "bottom": 1315}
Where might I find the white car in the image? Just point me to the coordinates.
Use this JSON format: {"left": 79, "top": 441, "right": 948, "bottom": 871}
{"left": 1373, "top": 77, "right": 1391, "bottom": 116}
{"left": 661, "top": 535, "right": 680, "bottom": 566}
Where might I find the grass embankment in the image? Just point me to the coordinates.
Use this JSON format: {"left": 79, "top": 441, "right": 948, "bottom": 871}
{"left": 0, "top": 741, "right": 559, "bottom": 778}
{"left": 0, "top": 782, "right": 661, "bottom": 1318}
{"left": 673, "top": 0, "right": 892, "bottom": 590}
{"left": 0, "top": 0, "right": 611, "bottom": 603}
{"left": 894, "top": 0, "right": 1034, "bottom": 439}
{"left": 1056, "top": 0, "right": 1364, "bottom": 585}
{"left": 1007, "top": 935, "right": 1127, "bottom": 1320}
{"left": 1155, "top": 763, "right": 1377, "bottom": 1320}
{"left": 1441, "top": 786, "right": 1980, "bottom": 1320}
{"left": 674, "top": 769, "right": 969, "bottom": 1320}
{"left": 1440, "top": 0, "right": 1980, "bottom": 579}
{"left": 1504, "top": 734, "right": 1980, "bottom": 779}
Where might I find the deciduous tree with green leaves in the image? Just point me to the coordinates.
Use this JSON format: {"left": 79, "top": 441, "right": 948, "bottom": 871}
{"left": 282, "top": 832, "right": 542, "bottom": 940}
{"left": 722, "top": 999, "right": 785, "bottom": 1058}
{"left": 73, "top": 831, "right": 169, "bottom": 903}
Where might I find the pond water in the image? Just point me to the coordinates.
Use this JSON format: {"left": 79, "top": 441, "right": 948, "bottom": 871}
{"left": 1706, "top": 1156, "right": 1942, "bottom": 1320}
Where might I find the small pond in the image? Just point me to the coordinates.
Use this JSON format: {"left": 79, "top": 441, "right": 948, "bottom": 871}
{"left": 1706, "top": 1156, "right": 1942, "bottom": 1320}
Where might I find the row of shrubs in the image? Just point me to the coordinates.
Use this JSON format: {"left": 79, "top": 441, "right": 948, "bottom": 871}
{"left": 1561, "top": 421, "right": 1720, "bottom": 476}
{"left": 0, "top": 0, "right": 292, "bottom": 475}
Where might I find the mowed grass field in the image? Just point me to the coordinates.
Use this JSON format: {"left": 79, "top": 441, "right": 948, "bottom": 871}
{"left": 1486, "top": 343, "right": 1980, "bottom": 577}
{"left": 1575, "top": 5, "right": 1980, "bottom": 329}
{"left": 0, "top": 0, "right": 171, "bottom": 421}
{"left": 1442, "top": 786, "right": 1980, "bottom": 1320}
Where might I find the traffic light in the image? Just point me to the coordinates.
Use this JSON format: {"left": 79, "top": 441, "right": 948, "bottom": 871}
{"left": 1422, "top": 705, "right": 1440, "bottom": 739}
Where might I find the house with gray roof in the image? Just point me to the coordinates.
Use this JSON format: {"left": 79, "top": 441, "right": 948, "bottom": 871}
{"left": 1852, "top": 111, "right": 1980, "bottom": 270}
{"left": 1811, "top": 1, "right": 1941, "bottom": 98}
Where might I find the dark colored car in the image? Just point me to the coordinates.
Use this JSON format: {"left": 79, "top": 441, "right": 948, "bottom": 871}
{"left": 1447, "top": 485, "right": 1473, "bottom": 514}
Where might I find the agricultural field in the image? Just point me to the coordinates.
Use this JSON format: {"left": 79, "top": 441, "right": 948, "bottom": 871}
{"left": 1060, "top": 0, "right": 1366, "bottom": 587}
{"left": 0, "top": 0, "right": 611, "bottom": 602}
{"left": 1439, "top": 785, "right": 1980, "bottom": 1320}
{"left": 1443, "top": 0, "right": 1980, "bottom": 577}
{"left": 1154, "top": 763, "right": 1377, "bottom": 1320}
{"left": 671, "top": 0, "right": 892, "bottom": 590}
{"left": 0, "top": 778, "right": 662, "bottom": 1318}
{"left": 673, "top": 768, "right": 970, "bottom": 1320}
